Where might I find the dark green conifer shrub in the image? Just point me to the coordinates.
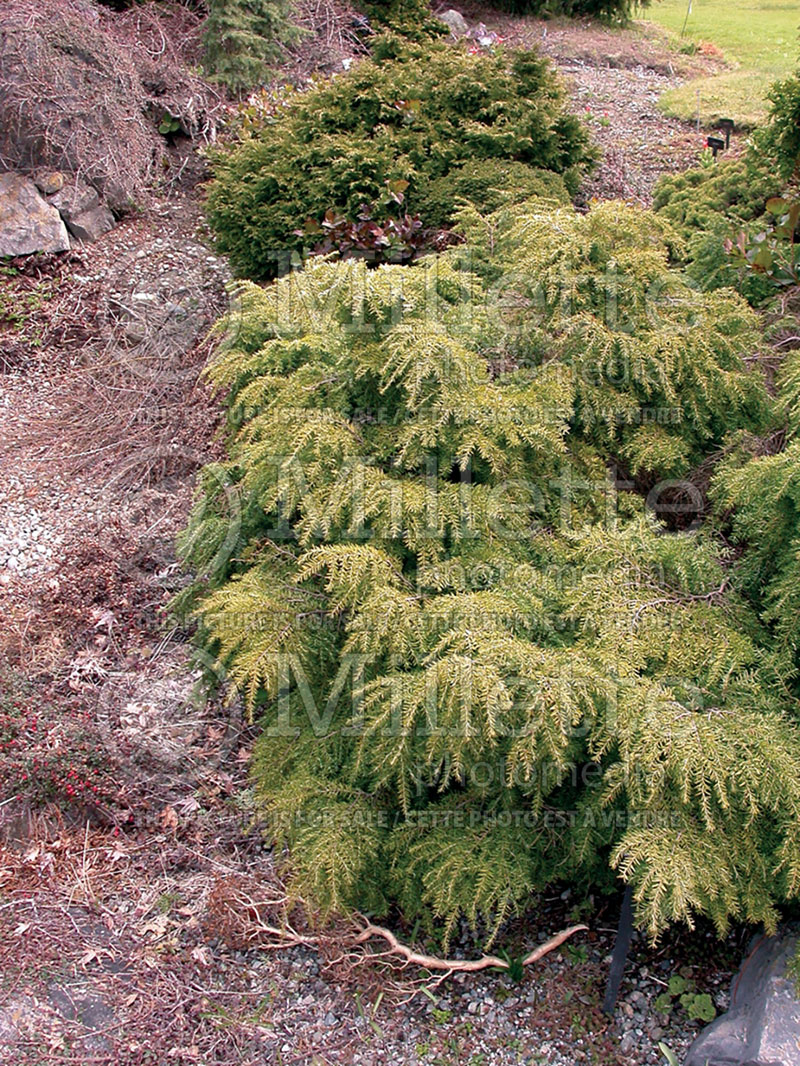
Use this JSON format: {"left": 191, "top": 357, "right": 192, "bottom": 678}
{"left": 712, "top": 352, "right": 800, "bottom": 684}
{"left": 177, "top": 200, "right": 800, "bottom": 945}
{"left": 653, "top": 157, "right": 780, "bottom": 236}
{"left": 654, "top": 53, "right": 800, "bottom": 307}
{"left": 354, "top": 0, "right": 444, "bottom": 38}
{"left": 413, "top": 160, "right": 570, "bottom": 228}
{"left": 757, "top": 71, "right": 800, "bottom": 181}
{"left": 203, "top": 0, "right": 302, "bottom": 94}
{"left": 204, "top": 40, "right": 595, "bottom": 278}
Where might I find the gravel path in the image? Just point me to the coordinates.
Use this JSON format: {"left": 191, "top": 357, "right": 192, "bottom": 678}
{"left": 460, "top": 4, "right": 722, "bottom": 203}
{"left": 561, "top": 62, "right": 704, "bottom": 204}
{"left": 0, "top": 194, "right": 229, "bottom": 583}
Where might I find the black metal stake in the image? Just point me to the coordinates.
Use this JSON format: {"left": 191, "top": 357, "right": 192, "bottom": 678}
{"left": 602, "top": 882, "right": 635, "bottom": 1016}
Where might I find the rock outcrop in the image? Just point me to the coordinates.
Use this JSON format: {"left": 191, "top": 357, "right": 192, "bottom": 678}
{"left": 0, "top": 0, "right": 222, "bottom": 215}
{"left": 685, "top": 932, "right": 800, "bottom": 1066}
{"left": 0, "top": 170, "right": 119, "bottom": 254}
{"left": 0, "top": 1, "right": 155, "bottom": 214}
{"left": 33, "top": 171, "right": 65, "bottom": 196}
{"left": 438, "top": 9, "right": 469, "bottom": 37}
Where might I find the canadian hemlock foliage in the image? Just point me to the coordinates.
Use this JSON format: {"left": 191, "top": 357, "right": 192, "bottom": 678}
{"left": 712, "top": 350, "right": 800, "bottom": 683}
{"left": 175, "top": 196, "right": 800, "bottom": 947}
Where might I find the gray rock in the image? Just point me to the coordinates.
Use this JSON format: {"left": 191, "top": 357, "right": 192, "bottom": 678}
{"left": 685, "top": 932, "right": 800, "bottom": 1066}
{"left": 47, "top": 175, "right": 114, "bottom": 241}
{"left": 619, "top": 1032, "right": 636, "bottom": 1054}
{"left": 48, "top": 984, "right": 114, "bottom": 1053}
{"left": 65, "top": 202, "right": 115, "bottom": 243}
{"left": 48, "top": 177, "right": 100, "bottom": 222}
{"left": 438, "top": 9, "right": 469, "bottom": 36}
{"left": 0, "top": 172, "right": 70, "bottom": 256}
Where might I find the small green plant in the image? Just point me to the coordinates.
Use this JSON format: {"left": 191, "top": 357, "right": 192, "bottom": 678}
{"left": 568, "top": 897, "right": 596, "bottom": 924}
{"left": 496, "top": 951, "right": 525, "bottom": 983}
{"left": 570, "top": 1012, "right": 588, "bottom": 1037}
{"left": 655, "top": 60, "right": 800, "bottom": 306}
{"left": 683, "top": 992, "right": 717, "bottom": 1022}
{"left": 0, "top": 263, "right": 56, "bottom": 349}
{"left": 158, "top": 112, "right": 182, "bottom": 137}
{"left": 156, "top": 892, "right": 180, "bottom": 913}
{"left": 652, "top": 973, "right": 716, "bottom": 1022}
{"left": 658, "top": 1044, "right": 679, "bottom": 1066}
{"left": 564, "top": 943, "right": 589, "bottom": 966}
{"left": 354, "top": 990, "right": 385, "bottom": 1036}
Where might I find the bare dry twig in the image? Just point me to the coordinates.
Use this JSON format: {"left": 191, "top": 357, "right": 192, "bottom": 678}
{"left": 354, "top": 920, "right": 589, "bottom": 973}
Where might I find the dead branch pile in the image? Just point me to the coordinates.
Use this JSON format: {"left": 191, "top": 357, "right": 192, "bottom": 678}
{"left": 0, "top": 0, "right": 226, "bottom": 211}
{"left": 285, "top": 0, "right": 368, "bottom": 80}
{"left": 28, "top": 327, "right": 222, "bottom": 486}
{"left": 104, "top": 1, "right": 226, "bottom": 142}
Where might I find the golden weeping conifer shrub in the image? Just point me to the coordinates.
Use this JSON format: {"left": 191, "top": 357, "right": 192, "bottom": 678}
{"left": 177, "top": 199, "right": 800, "bottom": 947}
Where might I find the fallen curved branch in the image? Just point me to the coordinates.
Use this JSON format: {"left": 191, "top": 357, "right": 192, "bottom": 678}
{"left": 355, "top": 924, "right": 508, "bottom": 972}
{"left": 207, "top": 876, "right": 589, "bottom": 991}
{"left": 521, "top": 924, "right": 589, "bottom": 966}
{"left": 355, "top": 921, "right": 589, "bottom": 973}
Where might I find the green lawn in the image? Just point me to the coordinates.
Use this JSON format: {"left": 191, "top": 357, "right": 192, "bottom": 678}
{"left": 641, "top": 0, "right": 798, "bottom": 128}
